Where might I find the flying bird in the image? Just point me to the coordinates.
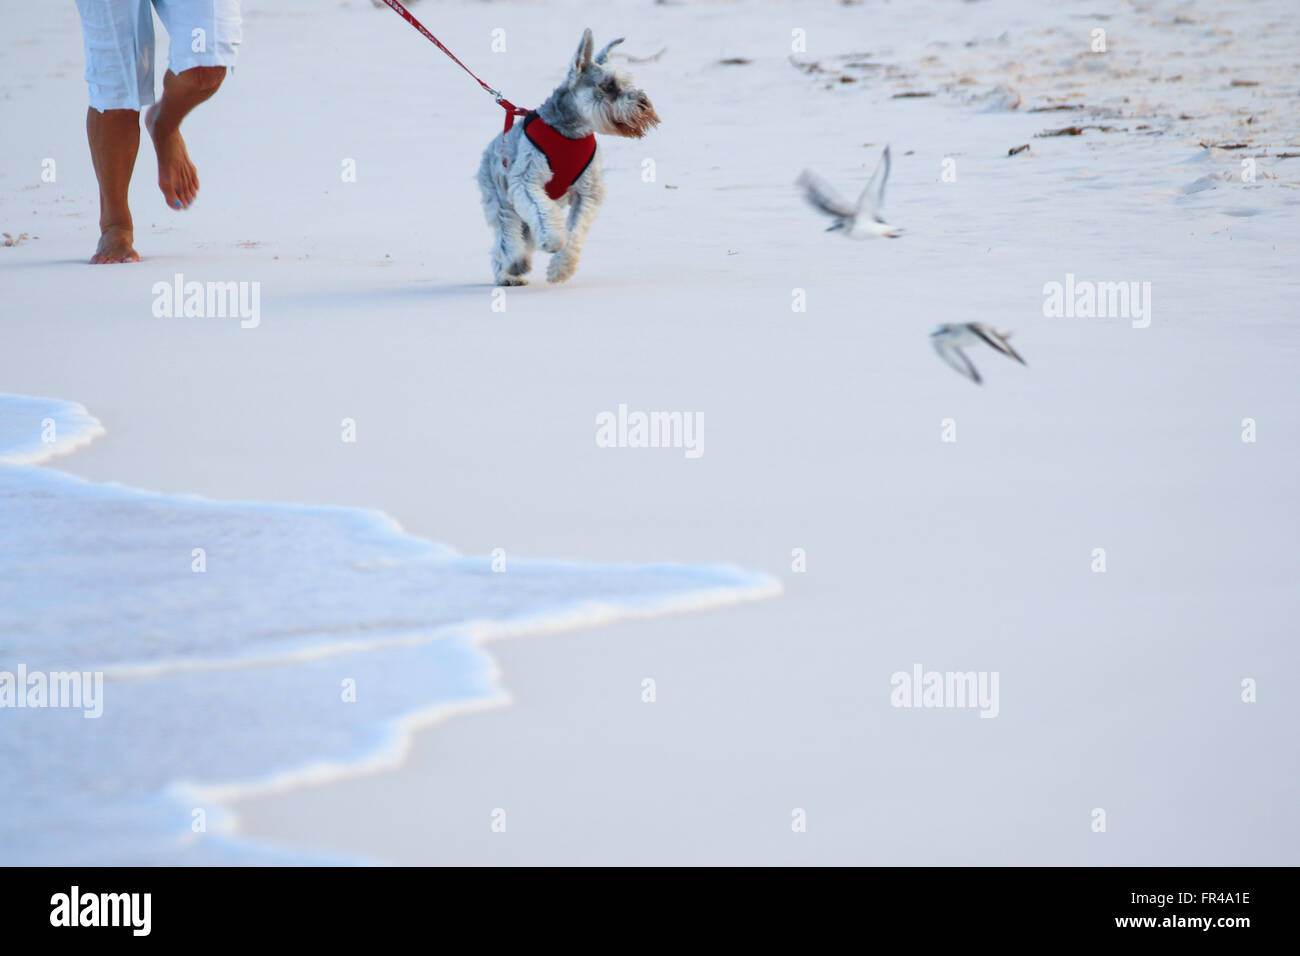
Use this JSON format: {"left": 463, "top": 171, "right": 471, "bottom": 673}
{"left": 930, "top": 323, "right": 1027, "bottom": 384}
{"left": 797, "top": 146, "right": 901, "bottom": 238}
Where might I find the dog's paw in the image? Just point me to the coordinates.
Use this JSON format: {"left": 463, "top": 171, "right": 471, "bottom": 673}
{"left": 506, "top": 258, "right": 531, "bottom": 277}
{"left": 547, "top": 255, "right": 577, "bottom": 284}
{"left": 539, "top": 231, "right": 568, "bottom": 254}
{"left": 495, "top": 275, "right": 528, "bottom": 287}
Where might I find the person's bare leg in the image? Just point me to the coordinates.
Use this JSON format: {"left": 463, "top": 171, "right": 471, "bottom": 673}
{"left": 144, "top": 67, "right": 226, "bottom": 210}
{"left": 86, "top": 107, "right": 141, "bottom": 264}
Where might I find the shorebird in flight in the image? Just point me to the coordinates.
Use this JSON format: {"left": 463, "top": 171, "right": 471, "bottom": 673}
{"left": 930, "top": 323, "right": 1027, "bottom": 384}
{"left": 797, "top": 146, "right": 901, "bottom": 238}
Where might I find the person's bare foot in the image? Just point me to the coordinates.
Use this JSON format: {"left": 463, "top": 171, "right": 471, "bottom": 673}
{"left": 90, "top": 225, "right": 139, "bottom": 263}
{"left": 145, "top": 103, "right": 199, "bottom": 209}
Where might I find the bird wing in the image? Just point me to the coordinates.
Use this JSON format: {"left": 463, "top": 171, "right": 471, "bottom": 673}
{"left": 971, "top": 324, "right": 1027, "bottom": 365}
{"left": 797, "top": 170, "right": 855, "bottom": 218}
{"left": 932, "top": 337, "right": 982, "bottom": 384}
{"left": 857, "top": 145, "right": 891, "bottom": 222}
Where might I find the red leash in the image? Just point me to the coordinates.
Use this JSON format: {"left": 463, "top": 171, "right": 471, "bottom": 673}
{"left": 375, "top": 0, "right": 528, "bottom": 134}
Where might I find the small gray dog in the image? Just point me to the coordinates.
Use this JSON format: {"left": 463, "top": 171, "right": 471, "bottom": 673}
{"left": 477, "top": 28, "right": 659, "bottom": 285}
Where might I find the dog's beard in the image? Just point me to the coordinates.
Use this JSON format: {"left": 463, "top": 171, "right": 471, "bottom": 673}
{"left": 596, "top": 95, "right": 660, "bottom": 139}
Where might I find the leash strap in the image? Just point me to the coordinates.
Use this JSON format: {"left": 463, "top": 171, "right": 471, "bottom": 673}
{"left": 375, "top": 0, "right": 528, "bottom": 134}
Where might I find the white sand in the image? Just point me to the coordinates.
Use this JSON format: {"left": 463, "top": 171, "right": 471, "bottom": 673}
{"left": 2, "top": 0, "right": 1297, "bottom": 863}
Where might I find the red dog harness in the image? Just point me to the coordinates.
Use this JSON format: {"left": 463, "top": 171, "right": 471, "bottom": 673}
{"left": 518, "top": 112, "right": 597, "bottom": 200}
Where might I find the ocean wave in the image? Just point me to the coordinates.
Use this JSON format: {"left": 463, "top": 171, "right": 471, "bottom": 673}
{"left": 0, "top": 393, "right": 780, "bottom": 864}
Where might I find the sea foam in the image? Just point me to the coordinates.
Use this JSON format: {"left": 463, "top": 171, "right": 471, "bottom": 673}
{"left": 0, "top": 393, "right": 780, "bottom": 864}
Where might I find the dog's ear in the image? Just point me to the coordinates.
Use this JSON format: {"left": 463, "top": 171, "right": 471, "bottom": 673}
{"left": 594, "top": 38, "right": 624, "bottom": 65}
{"left": 568, "top": 28, "right": 594, "bottom": 84}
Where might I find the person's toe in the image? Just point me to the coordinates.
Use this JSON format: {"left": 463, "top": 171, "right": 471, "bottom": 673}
{"left": 161, "top": 179, "right": 183, "bottom": 209}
